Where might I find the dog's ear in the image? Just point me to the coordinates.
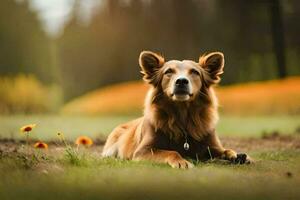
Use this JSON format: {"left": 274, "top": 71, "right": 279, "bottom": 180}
{"left": 199, "top": 52, "right": 224, "bottom": 85}
{"left": 139, "top": 51, "right": 165, "bottom": 84}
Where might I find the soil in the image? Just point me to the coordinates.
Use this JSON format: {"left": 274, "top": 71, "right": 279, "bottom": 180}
{"left": 0, "top": 134, "right": 299, "bottom": 158}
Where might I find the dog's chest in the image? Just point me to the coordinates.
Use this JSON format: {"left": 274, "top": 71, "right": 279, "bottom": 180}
{"left": 152, "top": 131, "right": 211, "bottom": 161}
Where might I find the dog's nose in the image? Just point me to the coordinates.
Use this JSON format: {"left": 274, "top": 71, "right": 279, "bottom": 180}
{"left": 175, "top": 78, "right": 189, "bottom": 86}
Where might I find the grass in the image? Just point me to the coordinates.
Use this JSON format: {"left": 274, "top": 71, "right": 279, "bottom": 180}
{"left": 0, "top": 114, "right": 134, "bottom": 140}
{"left": 0, "top": 114, "right": 299, "bottom": 200}
{"left": 0, "top": 114, "right": 299, "bottom": 140}
{"left": 62, "top": 76, "right": 300, "bottom": 115}
{"left": 0, "top": 148, "right": 299, "bottom": 200}
{"left": 217, "top": 115, "right": 300, "bottom": 137}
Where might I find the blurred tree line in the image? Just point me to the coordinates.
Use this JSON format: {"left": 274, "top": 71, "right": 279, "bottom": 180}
{"left": 0, "top": 0, "right": 57, "bottom": 83}
{"left": 0, "top": 0, "right": 299, "bottom": 102}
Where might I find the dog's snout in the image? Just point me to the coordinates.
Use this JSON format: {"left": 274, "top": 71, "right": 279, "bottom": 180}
{"left": 175, "top": 78, "right": 189, "bottom": 86}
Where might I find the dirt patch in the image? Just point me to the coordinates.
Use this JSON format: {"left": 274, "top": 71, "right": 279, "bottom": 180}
{"left": 1, "top": 136, "right": 299, "bottom": 158}
{"left": 0, "top": 138, "right": 104, "bottom": 163}
{"left": 221, "top": 135, "right": 300, "bottom": 152}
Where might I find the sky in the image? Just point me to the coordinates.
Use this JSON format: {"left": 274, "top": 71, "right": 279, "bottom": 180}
{"left": 28, "top": 0, "right": 101, "bottom": 37}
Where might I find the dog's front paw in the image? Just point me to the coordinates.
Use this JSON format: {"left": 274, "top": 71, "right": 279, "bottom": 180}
{"left": 168, "top": 157, "right": 194, "bottom": 169}
{"left": 223, "top": 149, "right": 237, "bottom": 161}
{"left": 234, "top": 153, "right": 253, "bottom": 164}
{"left": 223, "top": 150, "right": 253, "bottom": 164}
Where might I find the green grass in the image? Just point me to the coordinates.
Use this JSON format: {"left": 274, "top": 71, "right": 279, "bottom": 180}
{"left": 217, "top": 115, "right": 300, "bottom": 137}
{"left": 0, "top": 114, "right": 300, "bottom": 200}
{"left": 0, "top": 150, "right": 300, "bottom": 200}
{"left": 0, "top": 114, "right": 299, "bottom": 140}
{"left": 0, "top": 114, "right": 135, "bottom": 140}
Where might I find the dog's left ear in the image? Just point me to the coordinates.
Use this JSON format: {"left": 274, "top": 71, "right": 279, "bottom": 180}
{"left": 139, "top": 51, "right": 165, "bottom": 84}
{"left": 199, "top": 52, "right": 224, "bottom": 85}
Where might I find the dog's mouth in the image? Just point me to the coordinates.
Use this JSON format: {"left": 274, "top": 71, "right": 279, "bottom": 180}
{"left": 171, "top": 88, "right": 193, "bottom": 101}
{"left": 173, "top": 87, "right": 192, "bottom": 96}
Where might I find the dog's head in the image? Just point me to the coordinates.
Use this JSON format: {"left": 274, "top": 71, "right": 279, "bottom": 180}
{"left": 139, "top": 51, "right": 224, "bottom": 102}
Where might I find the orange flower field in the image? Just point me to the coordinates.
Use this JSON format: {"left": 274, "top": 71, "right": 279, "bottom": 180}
{"left": 62, "top": 77, "right": 300, "bottom": 116}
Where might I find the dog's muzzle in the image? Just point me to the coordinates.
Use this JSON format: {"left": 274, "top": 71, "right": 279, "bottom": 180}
{"left": 173, "top": 77, "right": 190, "bottom": 96}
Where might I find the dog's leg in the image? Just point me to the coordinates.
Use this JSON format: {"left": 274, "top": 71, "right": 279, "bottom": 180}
{"left": 132, "top": 132, "right": 194, "bottom": 169}
{"left": 207, "top": 132, "right": 253, "bottom": 164}
{"left": 102, "top": 126, "right": 124, "bottom": 157}
{"left": 133, "top": 148, "right": 194, "bottom": 169}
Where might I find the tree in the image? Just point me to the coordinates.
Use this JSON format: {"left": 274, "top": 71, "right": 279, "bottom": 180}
{"left": 269, "top": 0, "right": 287, "bottom": 78}
{"left": 0, "top": 0, "right": 53, "bottom": 82}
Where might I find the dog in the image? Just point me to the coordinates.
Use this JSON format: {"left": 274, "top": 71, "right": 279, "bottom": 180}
{"left": 102, "top": 51, "right": 252, "bottom": 168}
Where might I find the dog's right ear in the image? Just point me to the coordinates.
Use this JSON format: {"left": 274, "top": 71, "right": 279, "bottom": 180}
{"left": 139, "top": 51, "right": 165, "bottom": 84}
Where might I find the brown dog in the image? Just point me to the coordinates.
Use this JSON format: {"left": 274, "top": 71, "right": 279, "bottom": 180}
{"left": 102, "top": 51, "right": 252, "bottom": 168}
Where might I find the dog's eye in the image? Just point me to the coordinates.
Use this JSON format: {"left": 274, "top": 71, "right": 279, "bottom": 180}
{"left": 191, "top": 69, "right": 200, "bottom": 76}
{"left": 164, "top": 68, "right": 174, "bottom": 75}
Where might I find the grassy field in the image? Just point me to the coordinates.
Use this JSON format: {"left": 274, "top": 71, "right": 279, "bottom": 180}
{"left": 0, "top": 114, "right": 299, "bottom": 140}
{"left": 0, "top": 114, "right": 299, "bottom": 199}
{"left": 0, "top": 137, "right": 300, "bottom": 200}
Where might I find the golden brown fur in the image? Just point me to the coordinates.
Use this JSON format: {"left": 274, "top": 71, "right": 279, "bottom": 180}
{"left": 102, "top": 51, "right": 252, "bottom": 168}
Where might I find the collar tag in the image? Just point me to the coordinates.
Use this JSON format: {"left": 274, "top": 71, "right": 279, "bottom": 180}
{"left": 184, "top": 142, "right": 190, "bottom": 151}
